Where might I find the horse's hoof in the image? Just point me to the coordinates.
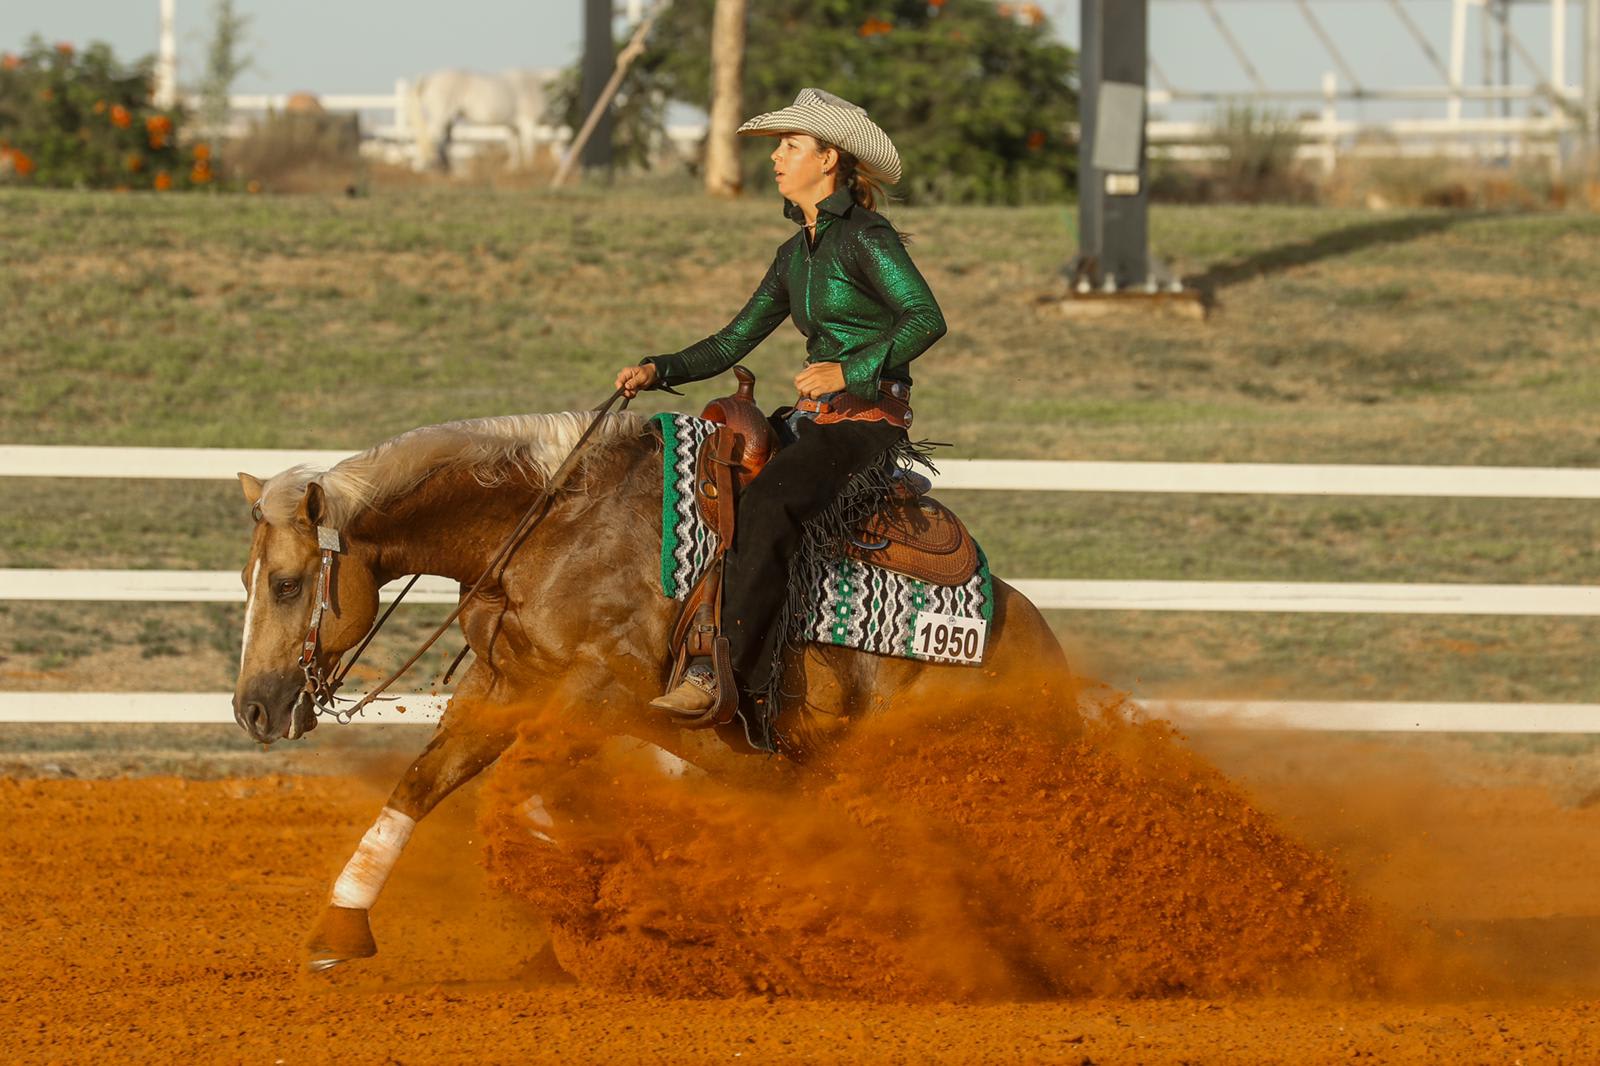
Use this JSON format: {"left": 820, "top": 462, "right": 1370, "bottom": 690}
{"left": 305, "top": 904, "right": 377, "bottom": 973}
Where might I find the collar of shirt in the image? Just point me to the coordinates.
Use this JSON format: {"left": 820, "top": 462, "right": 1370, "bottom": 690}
{"left": 782, "top": 186, "right": 856, "bottom": 227}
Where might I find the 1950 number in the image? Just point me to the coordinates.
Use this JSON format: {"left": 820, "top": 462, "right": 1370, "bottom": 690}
{"left": 914, "top": 612, "right": 987, "bottom": 664}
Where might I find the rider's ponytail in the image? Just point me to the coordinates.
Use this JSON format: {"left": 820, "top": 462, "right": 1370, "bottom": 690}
{"left": 819, "top": 141, "right": 908, "bottom": 241}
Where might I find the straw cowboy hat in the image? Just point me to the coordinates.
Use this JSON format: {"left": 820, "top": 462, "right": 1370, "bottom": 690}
{"left": 737, "top": 88, "right": 903, "bottom": 186}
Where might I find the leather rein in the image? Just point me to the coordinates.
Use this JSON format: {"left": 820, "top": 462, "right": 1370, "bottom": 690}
{"left": 293, "top": 388, "right": 633, "bottom": 723}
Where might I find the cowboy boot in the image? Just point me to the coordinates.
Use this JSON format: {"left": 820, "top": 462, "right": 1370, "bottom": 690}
{"left": 649, "top": 664, "right": 717, "bottom": 717}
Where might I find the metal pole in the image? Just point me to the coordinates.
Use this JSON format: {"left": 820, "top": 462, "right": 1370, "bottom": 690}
{"left": 1587, "top": 0, "right": 1600, "bottom": 152}
{"left": 1321, "top": 70, "right": 1338, "bottom": 175}
{"left": 578, "top": 0, "right": 615, "bottom": 173}
{"left": 156, "top": 0, "right": 177, "bottom": 108}
{"left": 1200, "top": 0, "right": 1268, "bottom": 93}
{"left": 1076, "top": 0, "right": 1149, "bottom": 292}
{"left": 1295, "top": 0, "right": 1362, "bottom": 93}
{"left": 1553, "top": 0, "right": 1567, "bottom": 96}
{"left": 1450, "top": 0, "right": 1468, "bottom": 123}
{"left": 1387, "top": 0, "right": 1452, "bottom": 83}
{"left": 554, "top": 2, "right": 663, "bottom": 186}
{"left": 1498, "top": 0, "right": 1511, "bottom": 123}
{"left": 1482, "top": 0, "right": 1493, "bottom": 126}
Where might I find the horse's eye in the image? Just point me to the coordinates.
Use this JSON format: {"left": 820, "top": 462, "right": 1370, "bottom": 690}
{"left": 274, "top": 579, "right": 301, "bottom": 601}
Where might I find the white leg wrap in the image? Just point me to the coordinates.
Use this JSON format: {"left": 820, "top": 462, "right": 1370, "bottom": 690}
{"left": 330, "top": 807, "right": 415, "bottom": 910}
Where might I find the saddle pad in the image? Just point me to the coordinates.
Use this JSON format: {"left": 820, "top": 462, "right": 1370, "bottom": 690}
{"left": 652, "top": 413, "right": 994, "bottom": 664}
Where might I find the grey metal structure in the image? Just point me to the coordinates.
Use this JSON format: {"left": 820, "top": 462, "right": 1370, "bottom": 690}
{"left": 1073, "top": 0, "right": 1157, "bottom": 293}
{"left": 579, "top": 0, "right": 615, "bottom": 172}
{"left": 1139, "top": 0, "right": 1599, "bottom": 164}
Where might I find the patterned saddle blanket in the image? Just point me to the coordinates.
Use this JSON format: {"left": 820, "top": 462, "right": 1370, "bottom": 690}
{"left": 651, "top": 413, "right": 994, "bottom": 665}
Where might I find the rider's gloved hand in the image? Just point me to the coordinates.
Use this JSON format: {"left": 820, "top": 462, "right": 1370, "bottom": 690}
{"left": 615, "top": 362, "right": 659, "bottom": 399}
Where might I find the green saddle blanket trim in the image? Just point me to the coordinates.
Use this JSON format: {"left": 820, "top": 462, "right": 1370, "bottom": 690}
{"left": 652, "top": 412, "right": 993, "bottom": 664}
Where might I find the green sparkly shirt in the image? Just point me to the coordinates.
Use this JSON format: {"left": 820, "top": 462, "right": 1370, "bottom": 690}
{"left": 644, "top": 187, "right": 947, "bottom": 401}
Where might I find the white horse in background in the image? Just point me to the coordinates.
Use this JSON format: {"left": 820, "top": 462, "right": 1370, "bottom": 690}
{"left": 405, "top": 69, "right": 556, "bottom": 172}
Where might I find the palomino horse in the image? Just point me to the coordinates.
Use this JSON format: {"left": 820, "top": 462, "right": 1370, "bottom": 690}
{"left": 232, "top": 411, "right": 1074, "bottom": 971}
{"left": 404, "top": 68, "right": 553, "bottom": 172}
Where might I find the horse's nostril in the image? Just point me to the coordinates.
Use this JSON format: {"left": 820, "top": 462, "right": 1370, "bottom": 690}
{"left": 246, "top": 702, "right": 270, "bottom": 735}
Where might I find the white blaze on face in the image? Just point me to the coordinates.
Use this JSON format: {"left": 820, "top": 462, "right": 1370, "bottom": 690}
{"left": 240, "top": 558, "right": 263, "bottom": 671}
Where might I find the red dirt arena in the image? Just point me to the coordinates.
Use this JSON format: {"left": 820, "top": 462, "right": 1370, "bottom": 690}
{"left": 6, "top": 693, "right": 1600, "bottom": 1064}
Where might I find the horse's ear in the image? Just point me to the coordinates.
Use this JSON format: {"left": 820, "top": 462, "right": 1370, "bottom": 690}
{"left": 238, "top": 473, "right": 264, "bottom": 508}
{"left": 296, "top": 482, "right": 326, "bottom": 531}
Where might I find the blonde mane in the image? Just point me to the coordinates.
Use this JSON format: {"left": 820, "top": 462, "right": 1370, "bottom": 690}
{"left": 256, "top": 411, "right": 648, "bottom": 527}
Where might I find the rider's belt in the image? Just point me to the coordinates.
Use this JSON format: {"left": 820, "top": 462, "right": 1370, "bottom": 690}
{"left": 795, "top": 381, "right": 913, "bottom": 429}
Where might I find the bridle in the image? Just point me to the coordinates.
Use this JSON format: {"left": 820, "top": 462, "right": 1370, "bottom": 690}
{"left": 291, "top": 522, "right": 424, "bottom": 724}
{"left": 281, "top": 388, "right": 632, "bottom": 724}
{"left": 296, "top": 523, "right": 346, "bottom": 715}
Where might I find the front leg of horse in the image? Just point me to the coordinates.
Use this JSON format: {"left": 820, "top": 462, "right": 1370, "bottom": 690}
{"left": 306, "top": 682, "right": 516, "bottom": 971}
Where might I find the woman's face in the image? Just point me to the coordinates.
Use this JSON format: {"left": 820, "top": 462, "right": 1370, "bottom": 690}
{"left": 770, "top": 133, "right": 836, "bottom": 204}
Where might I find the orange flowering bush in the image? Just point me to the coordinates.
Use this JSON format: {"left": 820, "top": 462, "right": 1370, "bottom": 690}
{"left": 0, "top": 144, "right": 37, "bottom": 177}
{"left": 0, "top": 36, "right": 216, "bottom": 190}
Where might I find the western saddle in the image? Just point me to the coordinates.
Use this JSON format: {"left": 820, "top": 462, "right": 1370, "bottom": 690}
{"left": 664, "top": 367, "right": 979, "bottom": 727}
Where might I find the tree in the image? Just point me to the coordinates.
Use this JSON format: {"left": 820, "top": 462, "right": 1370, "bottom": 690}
{"left": 197, "top": 0, "right": 253, "bottom": 139}
{"left": 647, "top": 0, "right": 1076, "bottom": 204}
{"left": 703, "top": 0, "right": 747, "bottom": 197}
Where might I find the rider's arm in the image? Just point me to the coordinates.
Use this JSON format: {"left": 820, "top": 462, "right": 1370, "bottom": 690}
{"left": 835, "top": 223, "right": 947, "bottom": 400}
{"left": 642, "top": 251, "right": 791, "bottom": 389}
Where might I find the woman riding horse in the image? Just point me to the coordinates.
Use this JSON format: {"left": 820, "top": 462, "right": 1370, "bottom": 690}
{"left": 614, "top": 88, "right": 947, "bottom": 719}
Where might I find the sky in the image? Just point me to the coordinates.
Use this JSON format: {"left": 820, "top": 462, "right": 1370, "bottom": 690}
{"left": 0, "top": 1, "right": 1586, "bottom": 123}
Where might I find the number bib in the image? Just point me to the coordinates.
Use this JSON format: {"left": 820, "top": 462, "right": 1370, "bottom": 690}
{"left": 913, "top": 611, "right": 988, "bottom": 665}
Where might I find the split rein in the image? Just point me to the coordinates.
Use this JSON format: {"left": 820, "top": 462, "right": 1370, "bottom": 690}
{"left": 295, "top": 388, "right": 633, "bottom": 724}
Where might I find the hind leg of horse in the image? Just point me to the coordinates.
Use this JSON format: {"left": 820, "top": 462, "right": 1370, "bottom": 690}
{"left": 306, "top": 665, "right": 516, "bottom": 971}
{"left": 788, "top": 579, "right": 1078, "bottom": 753}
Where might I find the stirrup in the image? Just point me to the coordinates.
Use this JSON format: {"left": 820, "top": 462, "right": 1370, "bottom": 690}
{"left": 649, "top": 668, "right": 717, "bottom": 718}
{"left": 654, "top": 637, "right": 740, "bottom": 729}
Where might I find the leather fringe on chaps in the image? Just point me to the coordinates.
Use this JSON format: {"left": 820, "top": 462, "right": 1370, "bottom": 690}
{"left": 743, "top": 435, "right": 941, "bottom": 753}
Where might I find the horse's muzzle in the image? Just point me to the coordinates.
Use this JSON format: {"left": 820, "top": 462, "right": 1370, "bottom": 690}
{"left": 233, "top": 673, "right": 316, "bottom": 744}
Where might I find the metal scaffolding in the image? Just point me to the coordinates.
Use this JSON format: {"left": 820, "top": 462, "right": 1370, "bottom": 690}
{"left": 1144, "top": 0, "right": 1600, "bottom": 163}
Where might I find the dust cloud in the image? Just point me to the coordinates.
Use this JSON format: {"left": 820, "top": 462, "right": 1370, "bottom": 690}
{"left": 478, "top": 677, "right": 1395, "bottom": 1002}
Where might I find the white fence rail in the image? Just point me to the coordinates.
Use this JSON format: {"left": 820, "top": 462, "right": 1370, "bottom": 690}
{"left": 7, "top": 692, "right": 1600, "bottom": 733}
{"left": 220, "top": 82, "right": 707, "bottom": 168}
{"left": 4, "top": 569, "right": 1599, "bottom": 617}
{"left": 8, "top": 445, "right": 1600, "bottom": 499}
{"left": 230, "top": 73, "right": 1587, "bottom": 172}
{"left": 4, "top": 445, "right": 1597, "bottom": 731}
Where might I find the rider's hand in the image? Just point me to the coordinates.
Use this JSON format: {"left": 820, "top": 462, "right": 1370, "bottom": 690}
{"left": 615, "top": 362, "right": 658, "bottom": 398}
{"left": 794, "top": 361, "right": 846, "bottom": 399}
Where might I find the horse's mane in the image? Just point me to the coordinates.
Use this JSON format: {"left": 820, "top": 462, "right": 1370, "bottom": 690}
{"left": 257, "top": 411, "right": 649, "bottom": 527}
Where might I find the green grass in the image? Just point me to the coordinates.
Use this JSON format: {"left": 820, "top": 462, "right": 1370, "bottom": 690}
{"left": 2, "top": 186, "right": 1598, "bottom": 706}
